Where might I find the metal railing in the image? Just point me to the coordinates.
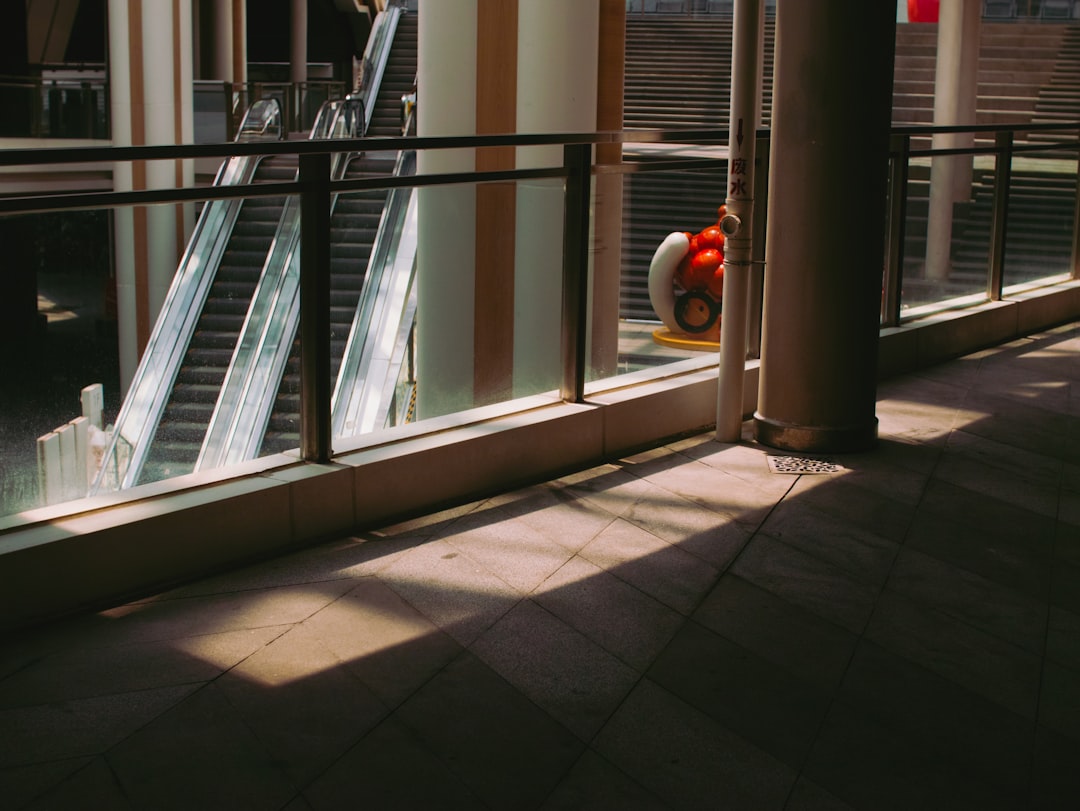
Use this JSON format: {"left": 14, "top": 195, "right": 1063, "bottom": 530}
{"left": 1, "top": 121, "right": 1078, "bottom": 469}
{"left": 0, "top": 73, "right": 109, "bottom": 139}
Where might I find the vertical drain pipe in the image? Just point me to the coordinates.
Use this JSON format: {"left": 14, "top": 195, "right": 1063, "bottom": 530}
{"left": 716, "top": 0, "right": 763, "bottom": 442}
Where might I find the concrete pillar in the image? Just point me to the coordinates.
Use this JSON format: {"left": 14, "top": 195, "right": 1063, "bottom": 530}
{"left": 108, "top": 0, "right": 195, "bottom": 392}
{"left": 211, "top": 0, "right": 234, "bottom": 81}
{"left": 416, "top": 0, "right": 478, "bottom": 418}
{"left": 290, "top": 0, "right": 308, "bottom": 84}
{"left": 754, "top": 0, "right": 896, "bottom": 453}
{"left": 232, "top": 0, "right": 247, "bottom": 84}
{"left": 925, "top": 0, "right": 981, "bottom": 281}
{"left": 514, "top": 0, "right": 599, "bottom": 397}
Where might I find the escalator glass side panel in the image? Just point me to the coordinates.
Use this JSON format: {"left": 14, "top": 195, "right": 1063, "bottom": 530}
{"left": 332, "top": 150, "right": 418, "bottom": 438}
{"left": 136, "top": 154, "right": 297, "bottom": 485}
{"left": 90, "top": 154, "right": 259, "bottom": 493}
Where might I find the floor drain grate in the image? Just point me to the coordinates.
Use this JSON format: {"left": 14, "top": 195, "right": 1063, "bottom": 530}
{"left": 766, "top": 455, "right": 846, "bottom": 475}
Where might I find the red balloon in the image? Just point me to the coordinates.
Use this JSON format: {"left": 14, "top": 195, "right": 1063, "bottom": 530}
{"left": 707, "top": 264, "right": 725, "bottom": 298}
{"left": 688, "top": 248, "right": 722, "bottom": 290}
{"left": 698, "top": 226, "right": 725, "bottom": 251}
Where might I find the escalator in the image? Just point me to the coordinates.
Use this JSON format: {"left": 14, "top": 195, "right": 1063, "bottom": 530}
{"left": 260, "top": 8, "right": 418, "bottom": 455}
{"left": 139, "top": 155, "right": 296, "bottom": 483}
{"left": 260, "top": 152, "right": 396, "bottom": 455}
{"left": 92, "top": 4, "right": 419, "bottom": 493}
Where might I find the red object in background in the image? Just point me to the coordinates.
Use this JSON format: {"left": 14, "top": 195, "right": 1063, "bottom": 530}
{"left": 908, "top": 0, "right": 940, "bottom": 22}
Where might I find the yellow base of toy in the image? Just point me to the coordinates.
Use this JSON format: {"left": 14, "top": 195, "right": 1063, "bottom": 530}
{"left": 652, "top": 328, "right": 721, "bottom": 350}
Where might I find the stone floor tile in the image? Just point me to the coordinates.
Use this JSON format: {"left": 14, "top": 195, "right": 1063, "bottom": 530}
{"left": 21, "top": 757, "right": 131, "bottom": 811}
{"left": 783, "top": 777, "right": 857, "bottom": 811}
{"left": 533, "top": 556, "right": 684, "bottom": 671}
{"left": 303, "top": 717, "right": 486, "bottom": 810}
{"left": 679, "top": 439, "right": 802, "bottom": 497}
{"left": 1038, "top": 659, "right": 1080, "bottom": 742}
{"left": 0, "top": 626, "right": 285, "bottom": 710}
{"left": 560, "top": 463, "right": 660, "bottom": 519}
{"left": 539, "top": 750, "right": 670, "bottom": 810}
{"left": 647, "top": 621, "right": 831, "bottom": 769}
{"left": 579, "top": 518, "right": 720, "bottom": 615}
{"left": 1031, "top": 725, "right": 1080, "bottom": 810}
{"left": 692, "top": 574, "right": 858, "bottom": 689}
{"left": 214, "top": 625, "right": 388, "bottom": 786}
{"left": 97, "top": 580, "right": 356, "bottom": 645}
{"left": 377, "top": 537, "right": 522, "bottom": 646}
{"left": 1046, "top": 606, "right": 1080, "bottom": 672}
{"left": 906, "top": 478, "right": 1054, "bottom": 597}
{"left": 619, "top": 491, "right": 754, "bottom": 570}
{"left": 0, "top": 757, "right": 94, "bottom": 810}
{"left": 939, "top": 426, "right": 1063, "bottom": 493}
{"left": 731, "top": 534, "right": 879, "bottom": 634}
{"left": 757, "top": 500, "right": 899, "bottom": 590}
{"left": 439, "top": 506, "right": 575, "bottom": 593}
{"left": 1050, "top": 558, "right": 1080, "bottom": 616}
{"left": 485, "top": 482, "right": 617, "bottom": 553}
{"left": 148, "top": 539, "right": 366, "bottom": 600}
{"left": 0, "top": 684, "right": 197, "bottom": 768}
{"left": 939, "top": 436, "right": 1060, "bottom": 513}
{"left": 784, "top": 474, "right": 914, "bottom": 543}
{"left": 394, "top": 652, "right": 583, "bottom": 810}
{"left": 107, "top": 683, "right": 296, "bottom": 811}
{"left": 471, "top": 599, "right": 639, "bottom": 741}
{"left": 593, "top": 679, "right": 795, "bottom": 810}
{"left": 637, "top": 458, "right": 781, "bottom": 527}
{"left": 865, "top": 589, "right": 1041, "bottom": 719}
{"left": 886, "top": 547, "right": 1048, "bottom": 655}
{"left": 956, "top": 390, "right": 1073, "bottom": 461}
{"left": 280, "top": 794, "right": 314, "bottom": 811}
{"left": 838, "top": 640, "right": 1032, "bottom": 796}
{"left": 803, "top": 702, "right": 1024, "bottom": 811}
{"left": 298, "top": 579, "right": 462, "bottom": 708}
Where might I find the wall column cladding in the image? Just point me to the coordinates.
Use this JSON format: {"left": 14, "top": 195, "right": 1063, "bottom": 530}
{"left": 108, "top": 0, "right": 195, "bottom": 394}
{"left": 416, "top": 0, "right": 479, "bottom": 419}
{"left": 418, "top": 0, "right": 613, "bottom": 415}
{"left": 514, "top": 0, "right": 600, "bottom": 398}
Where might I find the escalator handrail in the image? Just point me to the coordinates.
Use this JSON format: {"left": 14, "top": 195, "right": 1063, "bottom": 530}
{"left": 195, "top": 99, "right": 366, "bottom": 470}
{"left": 90, "top": 101, "right": 284, "bottom": 493}
{"left": 354, "top": 6, "right": 402, "bottom": 137}
{"left": 331, "top": 149, "right": 419, "bottom": 438}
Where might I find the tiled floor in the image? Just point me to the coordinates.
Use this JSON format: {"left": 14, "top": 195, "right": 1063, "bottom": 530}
{"left": 4, "top": 323, "right": 1080, "bottom": 809}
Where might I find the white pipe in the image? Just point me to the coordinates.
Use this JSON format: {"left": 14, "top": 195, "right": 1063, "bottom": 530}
{"left": 716, "top": 0, "right": 762, "bottom": 442}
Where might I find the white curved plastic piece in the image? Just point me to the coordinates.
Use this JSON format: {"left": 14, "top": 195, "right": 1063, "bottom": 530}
{"left": 647, "top": 230, "right": 689, "bottom": 335}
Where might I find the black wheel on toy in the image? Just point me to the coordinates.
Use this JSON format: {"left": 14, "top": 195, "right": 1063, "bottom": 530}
{"left": 673, "top": 290, "right": 720, "bottom": 334}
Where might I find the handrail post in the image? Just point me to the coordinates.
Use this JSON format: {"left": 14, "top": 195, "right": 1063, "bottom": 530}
{"left": 560, "top": 142, "right": 592, "bottom": 403}
{"left": 883, "top": 132, "right": 909, "bottom": 327}
{"left": 988, "top": 130, "right": 1012, "bottom": 301}
{"left": 299, "top": 152, "right": 332, "bottom": 463}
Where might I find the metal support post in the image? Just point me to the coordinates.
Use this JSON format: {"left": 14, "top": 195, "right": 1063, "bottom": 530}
{"left": 716, "top": 0, "right": 763, "bottom": 442}
{"left": 883, "top": 133, "right": 910, "bottom": 327}
{"left": 988, "top": 130, "right": 1012, "bottom": 301}
{"left": 299, "top": 152, "right": 332, "bottom": 463}
{"left": 561, "top": 143, "right": 593, "bottom": 403}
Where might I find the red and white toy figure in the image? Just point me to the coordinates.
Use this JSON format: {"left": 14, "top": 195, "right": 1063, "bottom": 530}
{"left": 648, "top": 205, "right": 728, "bottom": 345}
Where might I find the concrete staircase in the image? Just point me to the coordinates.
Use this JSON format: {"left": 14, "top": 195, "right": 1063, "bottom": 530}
{"left": 620, "top": 16, "right": 1080, "bottom": 321}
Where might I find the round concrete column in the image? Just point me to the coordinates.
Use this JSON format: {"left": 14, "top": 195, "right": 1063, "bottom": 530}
{"left": 108, "top": 0, "right": 195, "bottom": 393}
{"left": 416, "top": 0, "right": 478, "bottom": 418}
{"left": 925, "top": 0, "right": 981, "bottom": 281}
{"left": 753, "top": 0, "right": 896, "bottom": 453}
